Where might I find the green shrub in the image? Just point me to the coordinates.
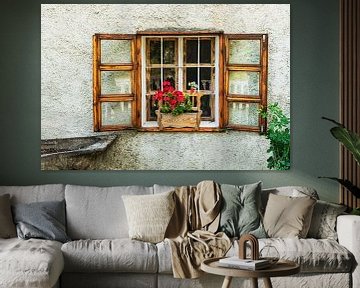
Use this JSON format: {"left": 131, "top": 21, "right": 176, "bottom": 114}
{"left": 259, "top": 103, "right": 290, "bottom": 170}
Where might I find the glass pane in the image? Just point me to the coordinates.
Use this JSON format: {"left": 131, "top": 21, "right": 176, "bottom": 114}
{"left": 185, "top": 39, "right": 198, "bottom": 63}
{"left": 163, "top": 68, "right": 176, "bottom": 88}
{"left": 163, "top": 40, "right": 176, "bottom": 64}
{"left": 228, "top": 102, "right": 259, "bottom": 126}
{"left": 147, "top": 94, "right": 157, "bottom": 121}
{"left": 229, "top": 40, "right": 261, "bottom": 65}
{"left": 200, "top": 67, "right": 213, "bottom": 91}
{"left": 200, "top": 94, "right": 213, "bottom": 118}
{"left": 229, "top": 71, "right": 259, "bottom": 96}
{"left": 148, "top": 68, "right": 161, "bottom": 92}
{"left": 149, "top": 40, "right": 161, "bottom": 64}
{"left": 200, "top": 39, "right": 212, "bottom": 64}
{"left": 101, "top": 40, "right": 131, "bottom": 64}
{"left": 185, "top": 67, "right": 198, "bottom": 90}
{"left": 101, "top": 102, "right": 132, "bottom": 126}
{"left": 101, "top": 71, "right": 131, "bottom": 94}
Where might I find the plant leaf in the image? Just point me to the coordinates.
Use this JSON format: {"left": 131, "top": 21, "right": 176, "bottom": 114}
{"left": 330, "top": 126, "right": 360, "bottom": 165}
{"left": 322, "top": 117, "right": 360, "bottom": 165}
{"left": 319, "top": 177, "right": 360, "bottom": 198}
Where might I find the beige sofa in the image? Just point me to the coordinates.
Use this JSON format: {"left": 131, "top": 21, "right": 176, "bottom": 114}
{"left": 0, "top": 184, "right": 358, "bottom": 288}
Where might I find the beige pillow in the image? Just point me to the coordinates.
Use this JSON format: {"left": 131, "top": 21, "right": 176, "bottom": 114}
{"left": 0, "top": 194, "right": 17, "bottom": 238}
{"left": 122, "top": 191, "right": 175, "bottom": 243}
{"left": 263, "top": 193, "right": 316, "bottom": 238}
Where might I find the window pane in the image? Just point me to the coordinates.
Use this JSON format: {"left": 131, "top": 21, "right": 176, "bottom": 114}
{"left": 101, "top": 102, "right": 132, "bottom": 126}
{"left": 149, "top": 40, "right": 161, "bottom": 64}
{"left": 148, "top": 68, "right": 161, "bottom": 92}
{"left": 229, "top": 71, "right": 259, "bottom": 96}
{"left": 101, "top": 40, "right": 131, "bottom": 64}
{"left": 229, "top": 40, "right": 261, "bottom": 65}
{"left": 200, "top": 94, "right": 214, "bottom": 119}
{"left": 185, "top": 39, "right": 198, "bottom": 63}
{"left": 185, "top": 67, "right": 198, "bottom": 89}
{"left": 200, "top": 67, "right": 213, "bottom": 91}
{"left": 101, "top": 71, "right": 131, "bottom": 94}
{"left": 200, "top": 39, "right": 212, "bottom": 64}
{"left": 164, "top": 68, "right": 176, "bottom": 88}
{"left": 163, "top": 40, "right": 176, "bottom": 64}
{"left": 228, "top": 102, "right": 259, "bottom": 126}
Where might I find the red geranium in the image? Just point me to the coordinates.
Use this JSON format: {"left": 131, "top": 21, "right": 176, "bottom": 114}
{"left": 153, "top": 82, "right": 192, "bottom": 115}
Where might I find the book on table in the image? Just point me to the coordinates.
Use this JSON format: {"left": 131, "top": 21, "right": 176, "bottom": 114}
{"left": 218, "top": 257, "right": 271, "bottom": 270}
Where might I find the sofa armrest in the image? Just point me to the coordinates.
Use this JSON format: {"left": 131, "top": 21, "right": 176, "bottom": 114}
{"left": 337, "top": 215, "right": 360, "bottom": 288}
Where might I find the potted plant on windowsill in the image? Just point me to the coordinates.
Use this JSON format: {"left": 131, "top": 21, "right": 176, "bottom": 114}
{"left": 153, "top": 81, "right": 202, "bottom": 130}
{"left": 320, "top": 117, "right": 360, "bottom": 215}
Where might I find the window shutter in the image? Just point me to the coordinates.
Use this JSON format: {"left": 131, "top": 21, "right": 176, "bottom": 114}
{"left": 224, "top": 34, "right": 268, "bottom": 132}
{"left": 93, "top": 34, "right": 137, "bottom": 131}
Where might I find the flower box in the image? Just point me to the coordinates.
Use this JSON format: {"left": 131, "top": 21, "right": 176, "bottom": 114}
{"left": 156, "top": 110, "right": 202, "bottom": 130}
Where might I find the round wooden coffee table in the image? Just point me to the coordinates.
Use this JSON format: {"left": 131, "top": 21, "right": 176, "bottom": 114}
{"left": 201, "top": 257, "right": 300, "bottom": 288}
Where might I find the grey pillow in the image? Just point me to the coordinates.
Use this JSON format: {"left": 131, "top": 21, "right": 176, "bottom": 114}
{"left": 307, "top": 200, "right": 347, "bottom": 240}
{"left": 0, "top": 194, "right": 16, "bottom": 238}
{"left": 218, "top": 182, "right": 266, "bottom": 238}
{"left": 12, "top": 200, "right": 70, "bottom": 243}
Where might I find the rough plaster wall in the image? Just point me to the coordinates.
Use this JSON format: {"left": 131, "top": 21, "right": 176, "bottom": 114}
{"left": 41, "top": 4, "right": 290, "bottom": 138}
{"left": 94, "top": 131, "right": 269, "bottom": 170}
{"left": 41, "top": 4, "right": 289, "bottom": 170}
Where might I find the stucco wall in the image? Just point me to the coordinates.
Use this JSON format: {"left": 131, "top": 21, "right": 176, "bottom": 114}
{"left": 41, "top": 4, "right": 290, "bottom": 139}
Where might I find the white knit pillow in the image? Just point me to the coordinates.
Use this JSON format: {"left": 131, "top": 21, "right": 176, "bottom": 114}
{"left": 122, "top": 191, "right": 175, "bottom": 243}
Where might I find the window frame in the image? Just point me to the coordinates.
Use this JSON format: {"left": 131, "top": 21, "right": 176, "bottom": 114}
{"left": 93, "top": 31, "right": 268, "bottom": 133}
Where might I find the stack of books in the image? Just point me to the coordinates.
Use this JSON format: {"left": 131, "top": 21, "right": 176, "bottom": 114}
{"left": 218, "top": 257, "right": 271, "bottom": 270}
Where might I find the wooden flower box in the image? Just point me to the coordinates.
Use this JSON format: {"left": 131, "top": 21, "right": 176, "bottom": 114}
{"left": 156, "top": 110, "right": 202, "bottom": 130}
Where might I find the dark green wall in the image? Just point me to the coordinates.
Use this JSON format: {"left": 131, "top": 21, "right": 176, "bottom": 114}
{"left": 0, "top": 0, "right": 340, "bottom": 202}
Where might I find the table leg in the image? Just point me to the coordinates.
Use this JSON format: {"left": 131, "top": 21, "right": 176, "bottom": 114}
{"left": 263, "top": 277, "right": 273, "bottom": 288}
{"left": 221, "top": 276, "right": 233, "bottom": 288}
{"left": 251, "top": 278, "right": 258, "bottom": 288}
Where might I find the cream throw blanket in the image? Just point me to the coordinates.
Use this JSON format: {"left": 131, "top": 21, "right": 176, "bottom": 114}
{"left": 165, "top": 181, "right": 231, "bottom": 278}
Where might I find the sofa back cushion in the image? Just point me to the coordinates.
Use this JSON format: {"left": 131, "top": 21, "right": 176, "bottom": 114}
{"left": 65, "top": 185, "right": 153, "bottom": 239}
{"left": 0, "top": 184, "right": 65, "bottom": 204}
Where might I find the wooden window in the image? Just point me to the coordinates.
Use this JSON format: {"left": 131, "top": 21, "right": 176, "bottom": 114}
{"left": 93, "top": 34, "right": 136, "bottom": 131}
{"left": 140, "top": 34, "right": 220, "bottom": 128}
{"left": 93, "top": 32, "right": 268, "bottom": 132}
{"left": 224, "top": 34, "right": 268, "bottom": 132}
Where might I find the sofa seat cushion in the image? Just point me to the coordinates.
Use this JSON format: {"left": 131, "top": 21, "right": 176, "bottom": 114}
{"left": 228, "top": 238, "right": 354, "bottom": 273}
{"left": 62, "top": 239, "right": 158, "bottom": 273}
{"left": 0, "top": 238, "right": 64, "bottom": 288}
{"left": 157, "top": 238, "right": 354, "bottom": 274}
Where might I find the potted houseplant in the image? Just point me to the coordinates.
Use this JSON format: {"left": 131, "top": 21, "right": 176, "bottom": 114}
{"left": 153, "top": 81, "right": 202, "bottom": 130}
{"left": 320, "top": 117, "right": 360, "bottom": 215}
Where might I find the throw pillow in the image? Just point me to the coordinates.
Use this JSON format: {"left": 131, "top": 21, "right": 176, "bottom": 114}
{"left": 263, "top": 193, "right": 316, "bottom": 238}
{"left": 0, "top": 194, "right": 17, "bottom": 238}
{"left": 12, "top": 200, "right": 70, "bottom": 243}
{"left": 218, "top": 182, "right": 266, "bottom": 238}
{"left": 122, "top": 191, "right": 175, "bottom": 243}
{"left": 307, "top": 200, "right": 347, "bottom": 240}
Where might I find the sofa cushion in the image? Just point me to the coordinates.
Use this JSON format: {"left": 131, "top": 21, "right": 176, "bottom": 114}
{"left": 0, "top": 184, "right": 65, "bottom": 204}
{"left": 263, "top": 193, "right": 316, "bottom": 238}
{"left": 0, "top": 238, "right": 64, "bottom": 288}
{"left": 261, "top": 186, "right": 319, "bottom": 213}
{"left": 0, "top": 194, "right": 16, "bottom": 238}
{"left": 65, "top": 185, "right": 153, "bottom": 239}
{"left": 218, "top": 182, "right": 266, "bottom": 238}
{"left": 157, "top": 237, "right": 353, "bottom": 274}
{"left": 307, "top": 200, "right": 347, "bottom": 240}
{"left": 122, "top": 191, "right": 175, "bottom": 243}
{"left": 12, "top": 200, "right": 70, "bottom": 243}
{"left": 61, "top": 239, "right": 158, "bottom": 273}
